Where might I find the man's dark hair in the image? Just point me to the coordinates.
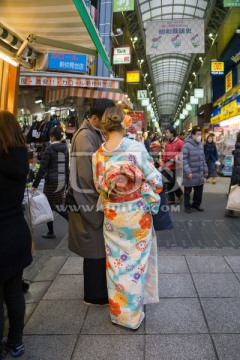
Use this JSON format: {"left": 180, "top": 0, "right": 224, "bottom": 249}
{"left": 180, "top": 132, "right": 185, "bottom": 136}
{"left": 237, "top": 131, "right": 240, "bottom": 143}
{"left": 191, "top": 127, "right": 201, "bottom": 135}
{"left": 89, "top": 99, "right": 116, "bottom": 119}
{"left": 166, "top": 126, "right": 177, "bottom": 137}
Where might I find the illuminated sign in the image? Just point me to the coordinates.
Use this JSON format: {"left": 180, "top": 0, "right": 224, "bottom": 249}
{"left": 113, "top": 46, "right": 131, "bottom": 64}
{"left": 48, "top": 53, "right": 87, "bottom": 73}
{"left": 126, "top": 71, "right": 140, "bottom": 83}
{"left": 225, "top": 70, "right": 233, "bottom": 92}
{"left": 210, "top": 61, "right": 224, "bottom": 76}
{"left": 223, "top": 0, "right": 240, "bottom": 7}
{"left": 113, "top": 0, "right": 134, "bottom": 12}
{"left": 137, "top": 90, "right": 147, "bottom": 100}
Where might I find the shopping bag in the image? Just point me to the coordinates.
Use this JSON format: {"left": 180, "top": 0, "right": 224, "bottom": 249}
{"left": 29, "top": 191, "right": 54, "bottom": 226}
{"left": 152, "top": 191, "right": 174, "bottom": 231}
{"left": 226, "top": 185, "right": 240, "bottom": 211}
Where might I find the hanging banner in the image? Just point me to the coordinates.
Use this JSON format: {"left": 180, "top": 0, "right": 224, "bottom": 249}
{"left": 223, "top": 0, "right": 240, "bottom": 7}
{"left": 113, "top": 0, "right": 134, "bottom": 12}
{"left": 146, "top": 19, "right": 204, "bottom": 55}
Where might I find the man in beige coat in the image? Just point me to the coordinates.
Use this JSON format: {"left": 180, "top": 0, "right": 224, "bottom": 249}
{"left": 68, "top": 99, "right": 115, "bottom": 305}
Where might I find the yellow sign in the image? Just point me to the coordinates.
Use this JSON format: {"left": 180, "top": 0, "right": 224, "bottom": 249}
{"left": 211, "top": 99, "right": 240, "bottom": 124}
{"left": 210, "top": 61, "right": 224, "bottom": 75}
{"left": 126, "top": 71, "right": 140, "bottom": 83}
{"left": 225, "top": 70, "right": 233, "bottom": 93}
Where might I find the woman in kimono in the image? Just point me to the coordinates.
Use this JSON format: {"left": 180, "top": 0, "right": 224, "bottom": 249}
{"left": 92, "top": 107, "right": 163, "bottom": 330}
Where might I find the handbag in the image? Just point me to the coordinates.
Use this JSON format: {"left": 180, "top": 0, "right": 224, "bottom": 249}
{"left": 226, "top": 185, "right": 240, "bottom": 211}
{"left": 153, "top": 191, "right": 174, "bottom": 231}
{"left": 29, "top": 191, "right": 54, "bottom": 226}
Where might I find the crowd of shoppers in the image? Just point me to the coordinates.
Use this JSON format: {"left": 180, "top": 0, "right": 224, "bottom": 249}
{"left": 1, "top": 102, "right": 240, "bottom": 358}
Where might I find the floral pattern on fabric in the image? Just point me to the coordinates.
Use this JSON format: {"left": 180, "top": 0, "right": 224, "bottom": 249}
{"left": 92, "top": 138, "right": 162, "bottom": 329}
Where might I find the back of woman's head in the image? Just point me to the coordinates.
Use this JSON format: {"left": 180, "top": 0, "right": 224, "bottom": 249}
{"left": 50, "top": 126, "right": 63, "bottom": 141}
{"left": 101, "top": 107, "right": 125, "bottom": 133}
{"left": 0, "top": 110, "right": 25, "bottom": 153}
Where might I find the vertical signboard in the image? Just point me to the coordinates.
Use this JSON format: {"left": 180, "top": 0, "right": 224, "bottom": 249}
{"left": 223, "top": 0, "right": 240, "bottom": 7}
{"left": 225, "top": 70, "right": 233, "bottom": 92}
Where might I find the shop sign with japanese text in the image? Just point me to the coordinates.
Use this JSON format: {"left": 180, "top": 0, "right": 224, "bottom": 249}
{"left": 48, "top": 53, "right": 87, "bottom": 73}
{"left": 137, "top": 90, "right": 147, "bottom": 100}
{"left": 225, "top": 70, "right": 233, "bottom": 92}
{"left": 113, "top": 0, "right": 134, "bottom": 12}
{"left": 19, "top": 76, "right": 119, "bottom": 89}
{"left": 126, "top": 71, "right": 140, "bottom": 83}
{"left": 146, "top": 19, "right": 204, "bottom": 55}
{"left": 210, "top": 61, "right": 224, "bottom": 76}
{"left": 113, "top": 47, "right": 131, "bottom": 64}
{"left": 223, "top": 0, "right": 240, "bottom": 7}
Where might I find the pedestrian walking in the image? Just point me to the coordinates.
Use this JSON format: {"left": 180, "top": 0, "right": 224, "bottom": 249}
{"left": 161, "top": 126, "right": 184, "bottom": 204}
{"left": 204, "top": 134, "right": 219, "bottom": 184}
{"left": 68, "top": 99, "right": 115, "bottom": 306}
{"left": 182, "top": 127, "right": 208, "bottom": 213}
{"left": 92, "top": 107, "right": 163, "bottom": 330}
{"left": 32, "top": 126, "right": 69, "bottom": 238}
{"left": 144, "top": 131, "right": 153, "bottom": 153}
{"left": 0, "top": 110, "right": 32, "bottom": 359}
{"left": 225, "top": 131, "right": 240, "bottom": 218}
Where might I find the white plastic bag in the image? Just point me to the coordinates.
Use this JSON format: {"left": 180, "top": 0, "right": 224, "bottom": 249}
{"left": 29, "top": 191, "right": 54, "bottom": 226}
{"left": 226, "top": 185, "right": 240, "bottom": 211}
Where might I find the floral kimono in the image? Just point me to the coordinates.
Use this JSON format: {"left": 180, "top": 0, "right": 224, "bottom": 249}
{"left": 92, "top": 137, "right": 162, "bottom": 329}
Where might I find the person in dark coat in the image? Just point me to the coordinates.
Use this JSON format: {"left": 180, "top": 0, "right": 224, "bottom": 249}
{"left": 0, "top": 110, "right": 32, "bottom": 359}
{"left": 32, "top": 126, "right": 69, "bottom": 238}
{"left": 204, "top": 134, "right": 219, "bottom": 184}
{"left": 225, "top": 131, "right": 240, "bottom": 218}
{"left": 68, "top": 99, "right": 115, "bottom": 306}
{"left": 182, "top": 127, "right": 208, "bottom": 213}
{"left": 144, "top": 132, "right": 153, "bottom": 153}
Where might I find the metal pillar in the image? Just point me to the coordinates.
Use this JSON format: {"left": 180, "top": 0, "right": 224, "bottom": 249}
{"left": 96, "top": 0, "right": 112, "bottom": 77}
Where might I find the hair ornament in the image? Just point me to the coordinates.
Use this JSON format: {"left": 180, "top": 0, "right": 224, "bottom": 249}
{"left": 121, "top": 115, "right": 132, "bottom": 130}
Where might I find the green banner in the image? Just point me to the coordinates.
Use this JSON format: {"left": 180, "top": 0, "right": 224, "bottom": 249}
{"left": 223, "top": 0, "right": 240, "bottom": 7}
{"left": 113, "top": 0, "right": 134, "bottom": 12}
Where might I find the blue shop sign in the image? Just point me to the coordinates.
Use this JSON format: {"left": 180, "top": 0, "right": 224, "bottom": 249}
{"left": 48, "top": 53, "right": 87, "bottom": 72}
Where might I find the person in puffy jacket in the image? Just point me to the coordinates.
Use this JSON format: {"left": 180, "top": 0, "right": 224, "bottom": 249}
{"left": 225, "top": 131, "right": 240, "bottom": 218}
{"left": 204, "top": 134, "right": 219, "bottom": 184}
{"left": 32, "top": 126, "right": 69, "bottom": 238}
{"left": 182, "top": 127, "right": 208, "bottom": 213}
{"left": 161, "top": 126, "right": 184, "bottom": 204}
{"left": 0, "top": 110, "right": 32, "bottom": 359}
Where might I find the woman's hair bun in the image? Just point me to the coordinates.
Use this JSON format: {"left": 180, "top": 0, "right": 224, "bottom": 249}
{"left": 107, "top": 114, "right": 122, "bottom": 123}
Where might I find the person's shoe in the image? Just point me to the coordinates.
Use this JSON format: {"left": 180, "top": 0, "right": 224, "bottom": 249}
{"left": 83, "top": 297, "right": 109, "bottom": 306}
{"left": 3, "top": 340, "right": 24, "bottom": 358}
{"left": 22, "top": 280, "right": 30, "bottom": 293}
{"left": 225, "top": 210, "right": 239, "bottom": 218}
{"left": 212, "top": 177, "right": 216, "bottom": 184}
{"left": 191, "top": 204, "right": 204, "bottom": 211}
{"left": 206, "top": 178, "right": 212, "bottom": 183}
{"left": 185, "top": 207, "right": 192, "bottom": 213}
{"left": 176, "top": 194, "right": 183, "bottom": 204}
{"left": 42, "top": 233, "right": 56, "bottom": 239}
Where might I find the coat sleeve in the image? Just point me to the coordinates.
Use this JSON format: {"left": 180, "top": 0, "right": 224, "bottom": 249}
{"left": 32, "top": 146, "right": 51, "bottom": 188}
{"left": 65, "top": 148, "right": 69, "bottom": 185}
{"left": 182, "top": 144, "right": 191, "bottom": 175}
{"left": 0, "top": 147, "right": 29, "bottom": 180}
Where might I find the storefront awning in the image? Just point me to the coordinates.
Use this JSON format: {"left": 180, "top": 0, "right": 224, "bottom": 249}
{"left": 46, "top": 87, "right": 133, "bottom": 109}
{"left": 0, "top": 0, "right": 111, "bottom": 70}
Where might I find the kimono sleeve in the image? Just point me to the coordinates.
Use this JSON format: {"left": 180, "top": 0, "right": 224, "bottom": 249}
{"left": 138, "top": 144, "right": 163, "bottom": 193}
{"left": 92, "top": 152, "right": 101, "bottom": 193}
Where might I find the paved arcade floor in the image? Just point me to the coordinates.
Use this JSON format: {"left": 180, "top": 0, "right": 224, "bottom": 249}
{"left": 4, "top": 177, "right": 240, "bottom": 359}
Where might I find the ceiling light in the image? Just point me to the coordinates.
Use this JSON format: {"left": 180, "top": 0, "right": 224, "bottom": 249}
{"left": 209, "top": 33, "right": 213, "bottom": 38}
{"left": 0, "top": 52, "right": 19, "bottom": 67}
{"left": 117, "top": 100, "right": 122, "bottom": 104}
{"left": 133, "top": 36, "right": 138, "bottom": 41}
{"left": 125, "top": 94, "right": 128, "bottom": 97}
